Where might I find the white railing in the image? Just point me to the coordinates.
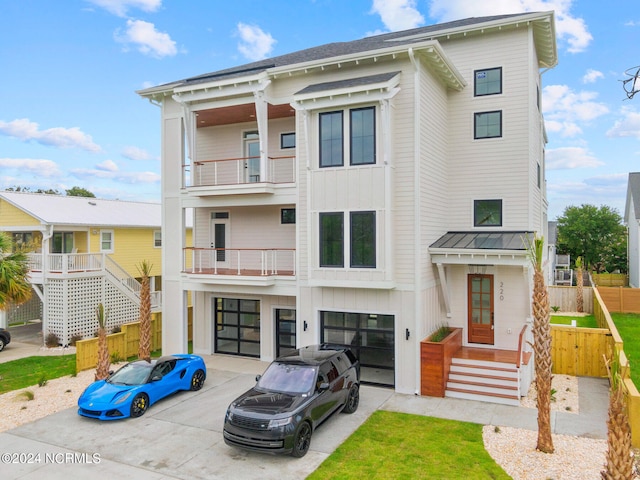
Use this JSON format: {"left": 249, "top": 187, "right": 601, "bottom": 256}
{"left": 184, "top": 247, "right": 296, "bottom": 276}
{"left": 190, "top": 155, "right": 295, "bottom": 188}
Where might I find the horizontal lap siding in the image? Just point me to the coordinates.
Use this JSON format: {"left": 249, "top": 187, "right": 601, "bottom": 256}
{"left": 0, "top": 200, "right": 40, "bottom": 227}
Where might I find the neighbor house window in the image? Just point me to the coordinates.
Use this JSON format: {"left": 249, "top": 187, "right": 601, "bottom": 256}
{"left": 319, "top": 111, "right": 344, "bottom": 167}
{"left": 474, "top": 200, "right": 502, "bottom": 227}
{"left": 281, "top": 208, "right": 296, "bottom": 224}
{"left": 474, "top": 111, "right": 502, "bottom": 139}
{"left": 350, "top": 107, "right": 376, "bottom": 165}
{"left": 281, "top": 132, "right": 295, "bottom": 149}
{"left": 100, "top": 230, "right": 114, "bottom": 252}
{"left": 350, "top": 211, "right": 376, "bottom": 268}
{"left": 319, "top": 212, "right": 344, "bottom": 267}
{"left": 474, "top": 67, "right": 502, "bottom": 96}
{"left": 154, "top": 230, "right": 162, "bottom": 247}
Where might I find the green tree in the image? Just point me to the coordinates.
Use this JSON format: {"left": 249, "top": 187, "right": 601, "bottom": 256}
{"left": 0, "top": 232, "right": 32, "bottom": 309}
{"left": 66, "top": 186, "right": 95, "bottom": 197}
{"left": 556, "top": 204, "right": 627, "bottom": 272}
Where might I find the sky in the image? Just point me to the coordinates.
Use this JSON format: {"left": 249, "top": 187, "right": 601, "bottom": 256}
{"left": 1, "top": 0, "right": 639, "bottom": 221}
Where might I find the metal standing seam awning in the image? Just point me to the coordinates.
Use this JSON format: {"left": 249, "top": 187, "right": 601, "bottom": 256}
{"left": 428, "top": 231, "right": 534, "bottom": 316}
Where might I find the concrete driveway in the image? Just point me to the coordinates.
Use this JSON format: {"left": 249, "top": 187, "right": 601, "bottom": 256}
{"left": 0, "top": 355, "right": 394, "bottom": 480}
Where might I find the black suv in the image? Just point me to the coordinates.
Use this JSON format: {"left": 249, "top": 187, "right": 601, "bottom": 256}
{"left": 0, "top": 328, "right": 10, "bottom": 352}
{"left": 223, "top": 344, "right": 360, "bottom": 457}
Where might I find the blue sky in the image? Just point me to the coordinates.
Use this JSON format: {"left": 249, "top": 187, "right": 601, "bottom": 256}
{"left": 1, "top": 0, "right": 638, "bottom": 220}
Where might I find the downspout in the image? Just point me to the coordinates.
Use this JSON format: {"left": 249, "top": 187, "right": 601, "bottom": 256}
{"left": 408, "top": 47, "right": 423, "bottom": 395}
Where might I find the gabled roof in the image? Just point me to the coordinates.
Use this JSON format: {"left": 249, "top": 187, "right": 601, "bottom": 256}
{"left": 0, "top": 191, "right": 161, "bottom": 228}
{"left": 625, "top": 172, "right": 640, "bottom": 222}
{"left": 138, "top": 11, "right": 556, "bottom": 98}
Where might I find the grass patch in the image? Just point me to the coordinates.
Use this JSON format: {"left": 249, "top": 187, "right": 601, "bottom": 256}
{"left": 611, "top": 313, "right": 640, "bottom": 389}
{"left": 308, "top": 411, "right": 510, "bottom": 480}
{"left": 0, "top": 355, "right": 76, "bottom": 394}
{"left": 550, "top": 314, "right": 598, "bottom": 328}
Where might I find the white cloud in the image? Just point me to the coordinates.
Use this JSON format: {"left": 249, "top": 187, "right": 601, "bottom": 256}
{"left": 71, "top": 167, "right": 160, "bottom": 184}
{"left": 0, "top": 118, "right": 102, "bottom": 152}
{"left": 542, "top": 85, "right": 609, "bottom": 137}
{"left": 236, "top": 23, "right": 276, "bottom": 61}
{"left": 370, "top": 0, "right": 424, "bottom": 31}
{"left": 427, "top": 0, "right": 592, "bottom": 53}
{"left": 86, "top": 0, "right": 161, "bottom": 17}
{"left": 116, "top": 19, "right": 177, "bottom": 58}
{"left": 0, "top": 158, "right": 62, "bottom": 177}
{"left": 606, "top": 108, "right": 640, "bottom": 139}
{"left": 96, "top": 160, "right": 119, "bottom": 172}
{"left": 546, "top": 146, "right": 604, "bottom": 169}
{"left": 122, "top": 145, "right": 154, "bottom": 161}
{"left": 582, "top": 69, "right": 603, "bottom": 84}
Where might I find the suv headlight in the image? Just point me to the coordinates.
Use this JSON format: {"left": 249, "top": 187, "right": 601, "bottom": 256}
{"left": 268, "top": 417, "right": 293, "bottom": 428}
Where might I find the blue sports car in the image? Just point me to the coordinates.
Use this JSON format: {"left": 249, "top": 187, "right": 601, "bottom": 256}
{"left": 78, "top": 354, "right": 206, "bottom": 420}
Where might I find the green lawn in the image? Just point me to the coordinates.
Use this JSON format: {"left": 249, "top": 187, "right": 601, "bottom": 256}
{"left": 308, "top": 411, "right": 510, "bottom": 480}
{"left": 0, "top": 355, "right": 77, "bottom": 394}
{"left": 610, "top": 313, "right": 640, "bottom": 389}
{"left": 550, "top": 314, "right": 598, "bottom": 328}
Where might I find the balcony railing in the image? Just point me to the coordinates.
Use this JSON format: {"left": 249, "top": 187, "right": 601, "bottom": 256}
{"left": 188, "top": 155, "right": 295, "bottom": 188}
{"left": 184, "top": 247, "right": 296, "bottom": 276}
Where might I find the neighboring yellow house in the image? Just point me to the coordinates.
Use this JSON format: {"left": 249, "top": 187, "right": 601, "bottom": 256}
{"left": 0, "top": 191, "right": 192, "bottom": 345}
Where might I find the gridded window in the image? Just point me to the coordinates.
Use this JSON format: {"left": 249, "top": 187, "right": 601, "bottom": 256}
{"left": 319, "top": 212, "right": 344, "bottom": 267}
{"left": 474, "top": 199, "right": 502, "bottom": 227}
{"left": 350, "top": 211, "right": 376, "bottom": 268}
{"left": 474, "top": 67, "right": 502, "bottom": 96}
{"left": 154, "top": 230, "right": 161, "bottom": 247}
{"left": 100, "top": 230, "right": 114, "bottom": 252}
{"left": 474, "top": 111, "right": 502, "bottom": 139}
{"left": 350, "top": 107, "right": 375, "bottom": 165}
{"left": 319, "top": 111, "right": 344, "bottom": 167}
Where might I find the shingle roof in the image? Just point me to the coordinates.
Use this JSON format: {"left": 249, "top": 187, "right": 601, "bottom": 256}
{"left": 139, "top": 11, "right": 556, "bottom": 96}
{"left": 0, "top": 191, "right": 161, "bottom": 228}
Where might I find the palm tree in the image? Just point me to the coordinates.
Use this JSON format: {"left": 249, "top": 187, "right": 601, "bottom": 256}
{"left": 575, "top": 256, "right": 584, "bottom": 313}
{"left": 137, "top": 260, "right": 153, "bottom": 362}
{"left": 601, "top": 357, "right": 633, "bottom": 479}
{"left": 527, "top": 234, "right": 554, "bottom": 453}
{"left": 95, "top": 303, "right": 110, "bottom": 381}
{"left": 0, "top": 232, "right": 32, "bottom": 310}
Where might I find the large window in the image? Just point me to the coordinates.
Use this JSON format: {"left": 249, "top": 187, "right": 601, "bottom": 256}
{"left": 474, "top": 199, "right": 503, "bottom": 227}
{"left": 350, "top": 107, "right": 376, "bottom": 165}
{"left": 474, "top": 67, "right": 502, "bottom": 96}
{"left": 319, "top": 111, "right": 344, "bottom": 167}
{"left": 319, "top": 213, "right": 344, "bottom": 267}
{"left": 350, "top": 211, "right": 376, "bottom": 268}
{"left": 474, "top": 111, "right": 502, "bottom": 139}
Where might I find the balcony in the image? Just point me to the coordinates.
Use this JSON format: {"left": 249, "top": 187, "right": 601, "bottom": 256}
{"left": 185, "top": 155, "right": 296, "bottom": 196}
{"left": 183, "top": 247, "right": 296, "bottom": 286}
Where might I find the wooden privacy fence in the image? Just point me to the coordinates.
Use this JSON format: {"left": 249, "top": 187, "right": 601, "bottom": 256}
{"left": 548, "top": 286, "right": 593, "bottom": 313}
{"left": 551, "top": 325, "right": 611, "bottom": 377}
{"left": 598, "top": 287, "right": 640, "bottom": 313}
{"left": 592, "top": 273, "right": 629, "bottom": 287}
{"left": 76, "top": 313, "right": 162, "bottom": 372}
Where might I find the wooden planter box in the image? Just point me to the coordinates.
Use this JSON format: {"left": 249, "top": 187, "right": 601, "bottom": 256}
{"left": 420, "top": 327, "right": 462, "bottom": 397}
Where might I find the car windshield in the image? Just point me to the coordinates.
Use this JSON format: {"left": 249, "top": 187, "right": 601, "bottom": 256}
{"left": 257, "top": 363, "right": 317, "bottom": 394}
{"left": 107, "top": 362, "right": 153, "bottom": 385}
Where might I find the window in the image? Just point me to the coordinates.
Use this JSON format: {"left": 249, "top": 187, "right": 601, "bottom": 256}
{"left": 474, "top": 200, "right": 502, "bottom": 227}
{"left": 319, "top": 111, "right": 344, "bottom": 167}
{"left": 280, "top": 132, "right": 295, "bottom": 149}
{"left": 100, "top": 230, "right": 114, "bottom": 252}
{"left": 474, "top": 111, "right": 502, "bottom": 139}
{"left": 350, "top": 211, "right": 376, "bottom": 268}
{"left": 12, "top": 232, "right": 33, "bottom": 250}
{"left": 537, "top": 163, "right": 541, "bottom": 189}
{"left": 154, "top": 230, "right": 161, "bottom": 248}
{"left": 350, "top": 107, "right": 375, "bottom": 165}
{"left": 319, "top": 213, "right": 344, "bottom": 267}
{"left": 474, "top": 67, "right": 502, "bottom": 96}
{"left": 281, "top": 208, "right": 296, "bottom": 224}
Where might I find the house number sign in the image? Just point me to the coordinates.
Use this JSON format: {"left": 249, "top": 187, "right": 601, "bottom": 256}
{"left": 499, "top": 281, "right": 505, "bottom": 301}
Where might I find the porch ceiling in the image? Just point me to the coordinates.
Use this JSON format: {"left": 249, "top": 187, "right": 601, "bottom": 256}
{"left": 195, "top": 103, "right": 295, "bottom": 128}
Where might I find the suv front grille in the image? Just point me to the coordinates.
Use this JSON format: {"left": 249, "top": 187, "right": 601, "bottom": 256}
{"left": 231, "top": 414, "right": 271, "bottom": 430}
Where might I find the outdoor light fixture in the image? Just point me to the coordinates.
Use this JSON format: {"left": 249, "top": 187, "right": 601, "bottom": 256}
{"left": 405, "top": 328, "right": 410, "bottom": 340}
{"left": 303, "top": 321, "right": 308, "bottom": 331}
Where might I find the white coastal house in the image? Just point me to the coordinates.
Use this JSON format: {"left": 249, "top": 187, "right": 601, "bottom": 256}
{"left": 138, "top": 11, "right": 557, "bottom": 404}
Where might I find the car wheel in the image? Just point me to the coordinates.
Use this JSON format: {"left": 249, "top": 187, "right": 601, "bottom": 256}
{"left": 190, "top": 369, "right": 206, "bottom": 391}
{"left": 0, "top": 338, "right": 5, "bottom": 352}
{"left": 130, "top": 393, "right": 149, "bottom": 418}
{"left": 291, "top": 421, "right": 312, "bottom": 458}
{"left": 342, "top": 384, "right": 359, "bottom": 414}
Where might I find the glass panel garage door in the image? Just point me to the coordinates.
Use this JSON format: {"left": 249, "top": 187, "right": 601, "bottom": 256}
{"left": 320, "top": 311, "right": 394, "bottom": 387}
{"left": 214, "top": 298, "right": 260, "bottom": 357}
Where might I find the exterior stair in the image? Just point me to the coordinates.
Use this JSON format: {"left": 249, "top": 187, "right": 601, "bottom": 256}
{"left": 445, "top": 357, "right": 521, "bottom": 406}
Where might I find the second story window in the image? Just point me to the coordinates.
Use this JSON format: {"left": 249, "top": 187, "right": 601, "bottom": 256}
{"left": 100, "top": 230, "right": 114, "bottom": 252}
{"left": 320, "top": 212, "right": 344, "bottom": 267}
{"left": 154, "top": 230, "right": 162, "bottom": 247}
{"left": 474, "top": 111, "right": 502, "bottom": 139}
{"left": 474, "top": 67, "right": 502, "bottom": 96}
{"left": 320, "top": 111, "right": 344, "bottom": 167}
{"left": 350, "top": 107, "right": 376, "bottom": 165}
{"left": 474, "top": 200, "right": 502, "bottom": 227}
{"left": 320, "top": 106, "right": 377, "bottom": 167}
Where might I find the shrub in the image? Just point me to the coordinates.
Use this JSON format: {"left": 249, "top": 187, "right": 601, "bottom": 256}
{"left": 38, "top": 375, "right": 48, "bottom": 387}
{"left": 19, "top": 390, "right": 34, "bottom": 401}
{"left": 45, "top": 332, "right": 60, "bottom": 348}
{"left": 69, "top": 334, "right": 83, "bottom": 346}
{"left": 429, "top": 324, "right": 451, "bottom": 342}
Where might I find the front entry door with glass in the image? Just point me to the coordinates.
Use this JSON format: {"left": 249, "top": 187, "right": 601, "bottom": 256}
{"left": 244, "top": 131, "right": 260, "bottom": 183}
{"left": 467, "top": 274, "right": 495, "bottom": 344}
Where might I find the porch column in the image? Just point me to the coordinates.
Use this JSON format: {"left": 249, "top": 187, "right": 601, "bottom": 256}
{"left": 254, "top": 90, "right": 269, "bottom": 182}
